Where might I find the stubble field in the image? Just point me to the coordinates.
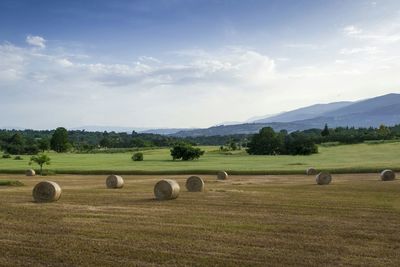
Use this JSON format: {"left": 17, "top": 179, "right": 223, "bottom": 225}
{"left": 0, "top": 173, "right": 399, "bottom": 266}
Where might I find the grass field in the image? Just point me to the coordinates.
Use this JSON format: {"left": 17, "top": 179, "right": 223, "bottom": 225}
{"left": 1, "top": 142, "right": 400, "bottom": 174}
{"left": 0, "top": 173, "right": 399, "bottom": 266}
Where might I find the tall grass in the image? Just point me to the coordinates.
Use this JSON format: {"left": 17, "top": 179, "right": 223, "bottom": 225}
{"left": 0, "top": 143, "right": 399, "bottom": 174}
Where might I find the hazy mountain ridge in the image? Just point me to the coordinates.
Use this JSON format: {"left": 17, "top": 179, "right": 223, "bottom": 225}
{"left": 172, "top": 93, "right": 400, "bottom": 137}
{"left": 2, "top": 93, "right": 398, "bottom": 136}
{"left": 253, "top": 101, "right": 354, "bottom": 123}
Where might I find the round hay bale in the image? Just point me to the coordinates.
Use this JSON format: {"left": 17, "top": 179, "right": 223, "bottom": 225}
{"left": 106, "top": 175, "right": 124, "bottom": 189}
{"left": 154, "top": 179, "right": 180, "bottom": 200}
{"left": 316, "top": 172, "right": 332, "bottom": 185}
{"left": 32, "top": 181, "right": 62, "bottom": 202}
{"left": 186, "top": 176, "right": 204, "bottom": 192}
{"left": 306, "top": 167, "right": 317, "bottom": 176}
{"left": 380, "top": 169, "right": 396, "bottom": 181}
{"left": 26, "top": 169, "right": 36, "bottom": 176}
{"left": 217, "top": 171, "right": 228, "bottom": 180}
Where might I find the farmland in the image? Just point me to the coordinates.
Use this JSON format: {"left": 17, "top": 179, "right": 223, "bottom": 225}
{"left": 0, "top": 173, "right": 399, "bottom": 266}
{"left": 0, "top": 142, "right": 400, "bottom": 174}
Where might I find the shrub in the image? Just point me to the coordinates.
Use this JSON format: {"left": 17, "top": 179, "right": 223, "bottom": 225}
{"left": 2, "top": 154, "right": 11, "bottom": 159}
{"left": 14, "top": 156, "right": 23, "bottom": 160}
{"left": 132, "top": 152, "right": 144, "bottom": 161}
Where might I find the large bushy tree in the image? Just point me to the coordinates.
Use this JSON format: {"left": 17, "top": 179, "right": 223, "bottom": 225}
{"left": 284, "top": 132, "right": 318, "bottom": 155}
{"left": 247, "top": 127, "right": 318, "bottom": 156}
{"left": 246, "top": 127, "right": 283, "bottom": 155}
{"left": 170, "top": 143, "right": 204, "bottom": 161}
{"left": 50, "top": 127, "right": 70, "bottom": 152}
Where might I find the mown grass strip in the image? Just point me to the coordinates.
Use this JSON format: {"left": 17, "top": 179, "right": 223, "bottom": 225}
{"left": 0, "top": 180, "right": 24, "bottom": 186}
{"left": 0, "top": 167, "right": 399, "bottom": 176}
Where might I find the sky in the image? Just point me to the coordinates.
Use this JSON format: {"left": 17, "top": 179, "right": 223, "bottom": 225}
{"left": 0, "top": 0, "right": 399, "bottom": 129}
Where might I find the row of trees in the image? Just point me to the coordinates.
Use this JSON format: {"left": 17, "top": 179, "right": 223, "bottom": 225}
{"left": 1, "top": 124, "right": 400, "bottom": 155}
{"left": 0, "top": 128, "right": 180, "bottom": 155}
{"left": 0, "top": 128, "right": 69, "bottom": 155}
{"left": 246, "top": 127, "right": 318, "bottom": 155}
{"left": 308, "top": 124, "right": 395, "bottom": 144}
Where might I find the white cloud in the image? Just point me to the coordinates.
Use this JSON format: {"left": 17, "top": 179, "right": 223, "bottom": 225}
{"left": 284, "top": 43, "right": 320, "bottom": 49}
{"left": 343, "top": 24, "right": 400, "bottom": 44}
{"left": 26, "top": 35, "right": 46, "bottom": 48}
{"left": 339, "top": 46, "right": 379, "bottom": 55}
{"left": 57, "top": 58, "right": 74, "bottom": 67}
{"left": 343, "top": 25, "right": 363, "bottom": 36}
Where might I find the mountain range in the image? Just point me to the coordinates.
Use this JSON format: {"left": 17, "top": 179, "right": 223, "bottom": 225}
{"left": 171, "top": 93, "right": 400, "bottom": 137}
{"left": 2, "top": 93, "right": 399, "bottom": 136}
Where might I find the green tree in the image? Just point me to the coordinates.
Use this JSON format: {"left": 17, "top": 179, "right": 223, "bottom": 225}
{"left": 227, "top": 139, "right": 238, "bottom": 151}
{"left": 170, "top": 143, "right": 204, "bottom": 161}
{"left": 29, "top": 154, "right": 51, "bottom": 175}
{"left": 284, "top": 132, "right": 318, "bottom": 155}
{"left": 99, "top": 137, "right": 111, "bottom": 148}
{"left": 246, "top": 127, "right": 283, "bottom": 155}
{"left": 50, "top": 127, "right": 70, "bottom": 152}
{"left": 321, "top": 124, "right": 330, "bottom": 137}
{"left": 38, "top": 138, "right": 50, "bottom": 152}
{"left": 3, "top": 133, "right": 25, "bottom": 154}
{"left": 378, "top": 124, "right": 391, "bottom": 139}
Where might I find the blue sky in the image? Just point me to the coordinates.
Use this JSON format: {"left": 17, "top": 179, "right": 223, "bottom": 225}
{"left": 0, "top": 0, "right": 399, "bottom": 129}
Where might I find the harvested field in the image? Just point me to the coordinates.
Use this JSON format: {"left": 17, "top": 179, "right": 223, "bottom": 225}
{"left": 0, "top": 173, "right": 399, "bottom": 266}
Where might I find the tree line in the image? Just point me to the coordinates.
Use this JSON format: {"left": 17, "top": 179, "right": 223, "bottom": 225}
{"left": 0, "top": 124, "right": 400, "bottom": 156}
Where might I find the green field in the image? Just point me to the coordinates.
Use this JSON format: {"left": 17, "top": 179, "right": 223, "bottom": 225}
{"left": 0, "top": 173, "right": 399, "bottom": 266}
{"left": 1, "top": 142, "right": 400, "bottom": 174}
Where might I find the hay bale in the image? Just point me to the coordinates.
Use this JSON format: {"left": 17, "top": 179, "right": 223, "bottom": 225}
{"left": 106, "top": 175, "right": 124, "bottom": 189}
{"left": 32, "top": 181, "right": 62, "bottom": 202}
{"left": 380, "top": 169, "right": 396, "bottom": 181}
{"left": 154, "top": 179, "right": 180, "bottom": 200}
{"left": 186, "top": 176, "right": 204, "bottom": 192}
{"left": 306, "top": 167, "right": 317, "bottom": 176}
{"left": 316, "top": 172, "right": 332, "bottom": 185}
{"left": 25, "top": 169, "right": 36, "bottom": 176}
{"left": 217, "top": 171, "right": 228, "bottom": 180}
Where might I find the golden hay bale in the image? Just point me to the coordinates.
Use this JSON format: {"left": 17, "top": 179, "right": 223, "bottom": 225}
{"left": 380, "top": 169, "right": 396, "bottom": 181}
{"left": 154, "top": 179, "right": 180, "bottom": 200}
{"left": 316, "top": 172, "right": 332, "bottom": 185}
{"left": 25, "top": 169, "right": 36, "bottom": 176}
{"left": 217, "top": 171, "right": 228, "bottom": 180}
{"left": 106, "top": 175, "right": 124, "bottom": 189}
{"left": 306, "top": 167, "right": 318, "bottom": 176}
{"left": 32, "top": 181, "right": 62, "bottom": 202}
{"left": 186, "top": 176, "right": 204, "bottom": 192}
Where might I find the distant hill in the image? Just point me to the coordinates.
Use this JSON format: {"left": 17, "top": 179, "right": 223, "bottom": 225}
{"left": 139, "top": 128, "right": 196, "bottom": 135}
{"left": 172, "top": 122, "right": 312, "bottom": 137}
{"left": 71, "top": 126, "right": 143, "bottom": 133}
{"left": 253, "top": 101, "right": 353, "bottom": 123}
{"left": 172, "top": 93, "right": 400, "bottom": 137}
{"left": 71, "top": 126, "right": 192, "bottom": 135}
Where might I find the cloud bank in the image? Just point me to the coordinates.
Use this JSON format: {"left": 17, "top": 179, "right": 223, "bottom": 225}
{"left": 0, "top": 25, "right": 399, "bottom": 129}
